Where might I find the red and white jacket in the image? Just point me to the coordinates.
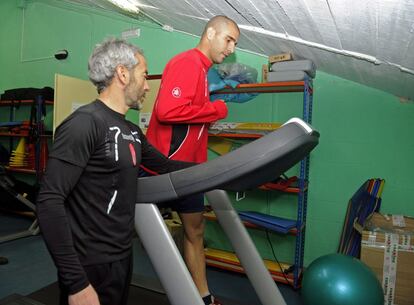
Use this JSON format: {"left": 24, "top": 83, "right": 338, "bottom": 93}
{"left": 146, "top": 48, "right": 227, "bottom": 163}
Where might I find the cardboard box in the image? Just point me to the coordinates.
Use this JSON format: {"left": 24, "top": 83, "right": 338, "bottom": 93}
{"left": 360, "top": 213, "right": 414, "bottom": 305}
{"left": 268, "top": 53, "right": 292, "bottom": 64}
{"left": 262, "top": 64, "right": 268, "bottom": 82}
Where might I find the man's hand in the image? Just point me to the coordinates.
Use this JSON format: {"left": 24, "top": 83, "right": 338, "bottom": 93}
{"left": 68, "top": 284, "right": 100, "bottom": 305}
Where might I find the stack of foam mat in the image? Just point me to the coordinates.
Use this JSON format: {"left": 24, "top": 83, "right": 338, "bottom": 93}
{"left": 204, "top": 248, "right": 294, "bottom": 285}
{"left": 267, "top": 59, "right": 316, "bottom": 82}
{"left": 238, "top": 211, "right": 297, "bottom": 234}
{"left": 337, "top": 178, "right": 385, "bottom": 257}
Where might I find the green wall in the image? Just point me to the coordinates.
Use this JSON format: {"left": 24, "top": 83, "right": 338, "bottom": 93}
{"left": 1, "top": 0, "right": 413, "bottom": 267}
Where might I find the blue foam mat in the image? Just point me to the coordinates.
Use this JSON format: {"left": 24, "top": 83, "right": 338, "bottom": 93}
{"left": 238, "top": 211, "right": 296, "bottom": 234}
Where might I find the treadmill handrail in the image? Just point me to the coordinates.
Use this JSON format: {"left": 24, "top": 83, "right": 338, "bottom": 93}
{"left": 136, "top": 118, "right": 319, "bottom": 204}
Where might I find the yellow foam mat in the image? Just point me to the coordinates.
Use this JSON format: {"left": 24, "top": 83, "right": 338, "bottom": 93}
{"left": 205, "top": 248, "right": 291, "bottom": 273}
{"left": 208, "top": 137, "right": 234, "bottom": 155}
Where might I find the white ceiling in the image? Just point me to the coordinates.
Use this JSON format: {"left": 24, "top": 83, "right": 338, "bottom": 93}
{"left": 65, "top": 0, "right": 414, "bottom": 101}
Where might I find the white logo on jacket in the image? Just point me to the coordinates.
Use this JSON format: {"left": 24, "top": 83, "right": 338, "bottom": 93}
{"left": 172, "top": 87, "right": 181, "bottom": 98}
{"left": 109, "top": 126, "right": 121, "bottom": 161}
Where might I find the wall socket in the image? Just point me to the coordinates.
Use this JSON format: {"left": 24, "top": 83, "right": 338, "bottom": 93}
{"left": 122, "top": 28, "right": 141, "bottom": 39}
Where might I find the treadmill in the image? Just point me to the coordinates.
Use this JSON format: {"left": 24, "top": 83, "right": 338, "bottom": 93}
{"left": 134, "top": 118, "right": 319, "bottom": 305}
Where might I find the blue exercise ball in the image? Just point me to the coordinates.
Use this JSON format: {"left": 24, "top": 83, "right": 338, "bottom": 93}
{"left": 301, "top": 254, "right": 383, "bottom": 305}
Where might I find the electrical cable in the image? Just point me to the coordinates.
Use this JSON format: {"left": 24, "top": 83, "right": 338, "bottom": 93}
{"left": 265, "top": 229, "right": 295, "bottom": 288}
{"left": 265, "top": 187, "right": 295, "bottom": 288}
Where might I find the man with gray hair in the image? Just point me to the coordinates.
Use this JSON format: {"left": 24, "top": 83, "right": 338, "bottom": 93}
{"left": 37, "top": 38, "right": 193, "bottom": 305}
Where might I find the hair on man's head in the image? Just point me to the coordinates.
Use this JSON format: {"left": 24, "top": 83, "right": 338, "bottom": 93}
{"left": 88, "top": 38, "right": 144, "bottom": 93}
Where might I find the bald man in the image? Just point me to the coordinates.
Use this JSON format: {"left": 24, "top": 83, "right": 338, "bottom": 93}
{"left": 145, "top": 16, "right": 240, "bottom": 305}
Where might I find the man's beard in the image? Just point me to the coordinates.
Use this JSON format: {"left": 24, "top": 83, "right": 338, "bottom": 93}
{"left": 129, "top": 100, "right": 143, "bottom": 110}
{"left": 126, "top": 82, "right": 145, "bottom": 110}
{"left": 128, "top": 95, "right": 144, "bottom": 110}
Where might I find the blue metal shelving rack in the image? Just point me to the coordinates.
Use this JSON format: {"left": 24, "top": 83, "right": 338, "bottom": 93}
{"left": 209, "top": 78, "right": 314, "bottom": 288}
{"left": 294, "top": 76, "right": 313, "bottom": 288}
